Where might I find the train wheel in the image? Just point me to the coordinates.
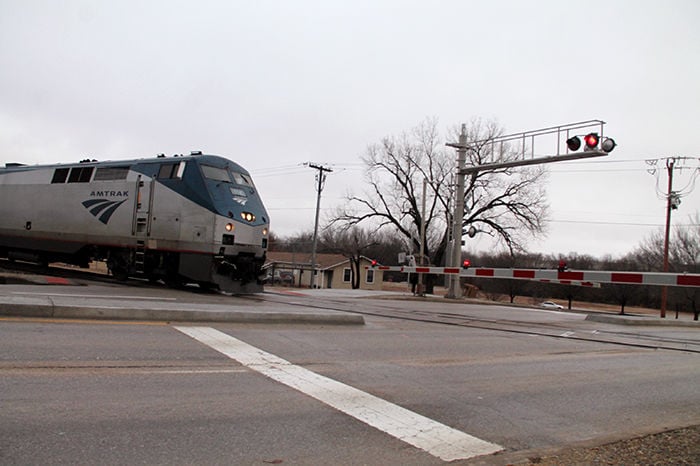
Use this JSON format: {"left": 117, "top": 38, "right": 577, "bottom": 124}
{"left": 110, "top": 266, "right": 128, "bottom": 281}
{"left": 164, "top": 273, "right": 185, "bottom": 289}
{"left": 197, "top": 281, "right": 217, "bottom": 292}
{"left": 107, "top": 254, "right": 129, "bottom": 281}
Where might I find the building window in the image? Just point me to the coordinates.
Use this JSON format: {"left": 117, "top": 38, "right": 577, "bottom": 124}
{"left": 366, "top": 269, "right": 375, "bottom": 284}
{"left": 343, "top": 268, "right": 351, "bottom": 282}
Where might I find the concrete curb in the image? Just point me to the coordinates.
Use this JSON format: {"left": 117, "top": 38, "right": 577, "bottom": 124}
{"left": 586, "top": 314, "right": 700, "bottom": 327}
{"left": 0, "top": 303, "right": 365, "bottom": 325}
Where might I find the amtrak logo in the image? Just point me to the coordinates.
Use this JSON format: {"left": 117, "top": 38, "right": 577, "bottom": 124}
{"left": 82, "top": 198, "right": 128, "bottom": 224}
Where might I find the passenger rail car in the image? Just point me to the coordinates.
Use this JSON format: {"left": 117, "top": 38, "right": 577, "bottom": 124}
{"left": 0, "top": 152, "right": 269, "bottom": 293}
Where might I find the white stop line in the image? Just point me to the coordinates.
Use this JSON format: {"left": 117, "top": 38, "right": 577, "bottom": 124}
{"left": 175, "top": 326, "right": 502, "bottom": 462}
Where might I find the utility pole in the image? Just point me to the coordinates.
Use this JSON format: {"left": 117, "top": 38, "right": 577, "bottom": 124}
{"left": 645, "top": 155, "right": 700, "bottom": 317}
{"left": 660, "top": 157, "right": 676, "bottom": 318}
{"left": 307, "top": 162, "right": 332, "bottom": 289}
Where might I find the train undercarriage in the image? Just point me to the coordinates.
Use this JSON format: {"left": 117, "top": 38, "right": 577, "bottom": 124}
{"left": 0, "top": 244, "right": 265, "bottom": 294}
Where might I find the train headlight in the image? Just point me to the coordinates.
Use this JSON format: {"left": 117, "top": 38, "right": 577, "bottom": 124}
{"left": 225, "top": 223, "right": 235, "bottom": 232}
{"left": 262, "top": 228, "right": 268, "bottom": 236}
{"left": 240, "top": 212, "right": 256, "bottom": 222}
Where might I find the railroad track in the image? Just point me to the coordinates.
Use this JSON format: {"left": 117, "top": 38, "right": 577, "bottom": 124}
{"left": 252, "top": 292, "right": 700, "bottom": 354}
{"left": 3, "top": 260, "right": 698, "bottom": 353}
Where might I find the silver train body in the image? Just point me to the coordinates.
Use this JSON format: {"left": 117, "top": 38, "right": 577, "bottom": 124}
{"left": 0, "top": 153, "right": 269, "bottom": 293}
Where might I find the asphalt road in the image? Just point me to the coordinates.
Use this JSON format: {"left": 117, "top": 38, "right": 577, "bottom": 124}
{"left": 1, "top": 281, "right": 699, "bottom": 465}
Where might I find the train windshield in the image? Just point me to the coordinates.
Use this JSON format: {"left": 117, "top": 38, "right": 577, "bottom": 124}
{"left": 201, "top": 165, "right": 231, "bottom": 183}
{"left": 230, "top": 171, "right": 253, "bottom": 186}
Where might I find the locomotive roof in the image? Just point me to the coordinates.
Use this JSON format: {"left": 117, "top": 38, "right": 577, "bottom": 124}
{"left": 1, "top": 153, "right": 250, "bottom": 174}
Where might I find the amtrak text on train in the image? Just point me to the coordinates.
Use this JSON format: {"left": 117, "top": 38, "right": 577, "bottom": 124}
{"left": 90, "top": 190, "right": 128, "bottom": 197}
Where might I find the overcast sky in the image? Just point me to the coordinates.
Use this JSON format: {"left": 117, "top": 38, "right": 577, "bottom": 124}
{"left": 1, "top": 0, "right": 699, "bottom": 259}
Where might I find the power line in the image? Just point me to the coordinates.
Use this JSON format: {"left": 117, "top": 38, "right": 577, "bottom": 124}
{"left": 550, "top": 219, "right": 698, "bottom": 227}
{"left": 559, "top": 158, "right": 652, "bottom": 165}
{"left": 549, "top": 157, "right": 700, "bottom": 174}
{"left": 249, "top": 164, "right": 303, "bottom": 172}
{"left": 249, "top": 163, "right": 361, "bottom": 180}
{"left": 549, "top": 168, "right": 649, "bottom": 173}
{"left": 250, "top": 165, "right": 308, "bottom": 178}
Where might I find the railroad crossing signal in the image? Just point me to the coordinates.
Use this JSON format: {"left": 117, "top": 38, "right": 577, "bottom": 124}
{"left": 558, "top": 260, "right": 568, "bottom": 272}
{"left": 462, "top": 226, "right": 477, "bottom": 238}
{"left": 446, "top": 119, "right": 617, "bottom": 300}
{"left": 566, "top": 132, "right": 616, "bottom": 153}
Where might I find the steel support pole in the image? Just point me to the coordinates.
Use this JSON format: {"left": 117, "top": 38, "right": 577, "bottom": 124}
{"left": 417, "top": 178, "right": 427, "bottom": 296}
{"left": 447, "top": 125, "right": 467, "bottom": 299}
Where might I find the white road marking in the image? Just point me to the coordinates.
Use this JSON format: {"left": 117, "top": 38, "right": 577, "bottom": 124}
{"left": 560, "top": 331, "right": 575, "bottom": 337}
{"left": 175, "top": 326, "right": 502, "bottom": 462}
{"left": 11, "top": 292, "right": 177, "bottom": 301}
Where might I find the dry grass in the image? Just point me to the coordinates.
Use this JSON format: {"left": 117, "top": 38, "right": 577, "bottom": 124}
{"left": 380, "top": 281, "right": 669, "bottom": 317}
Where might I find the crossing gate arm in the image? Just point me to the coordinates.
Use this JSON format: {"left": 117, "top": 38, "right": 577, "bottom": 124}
{"left": 369, "top": 266, "right": 700, "bottom": 288}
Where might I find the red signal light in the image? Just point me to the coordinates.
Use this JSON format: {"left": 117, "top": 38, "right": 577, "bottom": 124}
{"left": 371, "top": 259, "right": 378, "bottom": 268}
{"left": 462, "top": 259, "right": 471, "bottom": 269}
{"left": 583, "top": 133, "right": 599, "bottom": 150}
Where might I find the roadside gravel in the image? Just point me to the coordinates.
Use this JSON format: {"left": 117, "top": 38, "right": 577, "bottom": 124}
{"left": 524, "top": 425, "right": 700, "bottom": 465}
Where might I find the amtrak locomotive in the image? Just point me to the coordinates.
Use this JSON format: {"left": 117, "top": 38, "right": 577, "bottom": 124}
{"left": 0, "top": 152, "right": 269, "bottom": 293}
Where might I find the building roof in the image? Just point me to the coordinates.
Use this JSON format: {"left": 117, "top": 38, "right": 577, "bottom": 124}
{"left": 265, "top": 252, "right": 371, "bottom": 270}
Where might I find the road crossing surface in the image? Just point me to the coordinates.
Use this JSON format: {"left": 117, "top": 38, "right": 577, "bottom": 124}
{"left": 1, "top": 281, "right": 698, "bottom": 464}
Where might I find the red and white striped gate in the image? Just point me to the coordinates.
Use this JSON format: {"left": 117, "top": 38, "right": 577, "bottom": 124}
{"left": 368, "top": 265, "right": 700, "bottom": 288}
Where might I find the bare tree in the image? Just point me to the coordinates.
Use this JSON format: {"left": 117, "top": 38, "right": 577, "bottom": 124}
{"left": 672, "top": 213, "right": 700, "bottom": 270}
{"left": 633, "top": 213, "right": 700, "bottom": 316}
{"left": 331, "top": 117, "right": 549, "bottom": 267}
{"left": 633, "top": 213, "right": 700, "bottom": 272}
{"left": 319, "top": 226, "right": 377, "bottom": 289}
